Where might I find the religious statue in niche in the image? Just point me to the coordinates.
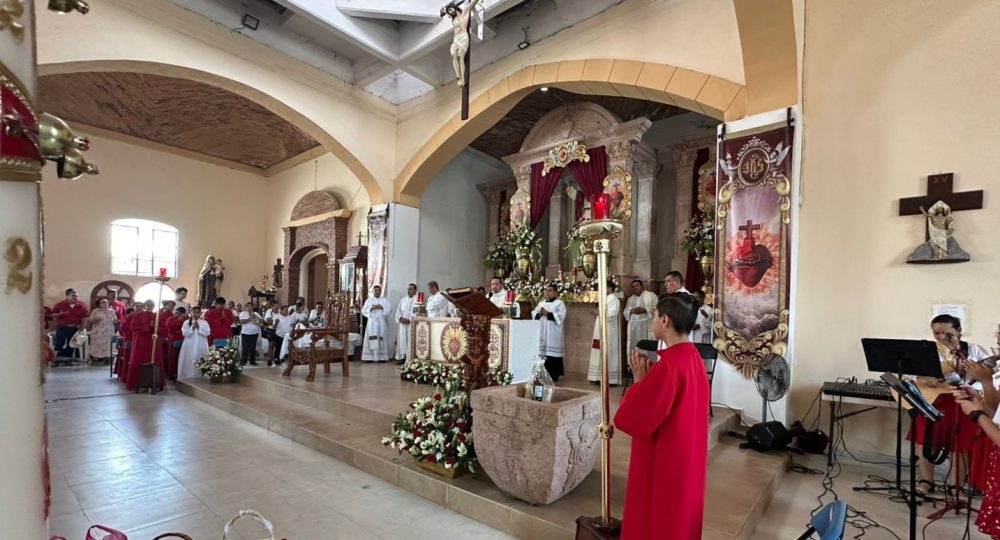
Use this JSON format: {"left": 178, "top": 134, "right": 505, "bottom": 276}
{"left": 907, "top": 201, "right": 970, "bottom": 263}
{"left": 441, "top": 0, "right": 482, "bottom": 87}
{"left": 509, "top": 190, "right": 530, "bottom": 229}
{"left": 197, "top": 255, "right": 225, "bottom": 306}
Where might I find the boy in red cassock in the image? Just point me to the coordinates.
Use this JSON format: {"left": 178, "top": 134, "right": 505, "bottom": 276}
{"left": 614, "top": 292, "right": 709, "bottom": 540}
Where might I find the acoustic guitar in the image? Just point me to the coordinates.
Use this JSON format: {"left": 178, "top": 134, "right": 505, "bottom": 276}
{"left": 889, "top": 343, "right": 956, "bottom": 410}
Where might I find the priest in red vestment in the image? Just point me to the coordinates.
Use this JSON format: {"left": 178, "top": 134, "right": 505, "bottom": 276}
{"left": 203, "top": 296, "right": 234, "bottom": 348}
{"left": 125, "top": 300, "right": 164, "bottom": 391}
{"left": 614, "top": 292, "right": 709, "bottom": 540}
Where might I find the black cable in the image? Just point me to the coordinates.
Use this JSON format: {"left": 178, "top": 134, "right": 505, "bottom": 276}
{"left": 711, "top": 402, "right": 749, "bottom": 428}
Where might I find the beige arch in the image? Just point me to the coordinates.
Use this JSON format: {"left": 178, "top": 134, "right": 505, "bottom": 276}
{"left": 394, "top": 60, "right": 747, "bottom": 206}
{"left": 38, "top": 60, "right": 385, "bottom": 204}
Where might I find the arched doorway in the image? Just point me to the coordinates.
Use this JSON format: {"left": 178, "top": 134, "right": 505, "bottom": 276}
{"left": 299, "top": 248, "right": 330, "bottom": 305}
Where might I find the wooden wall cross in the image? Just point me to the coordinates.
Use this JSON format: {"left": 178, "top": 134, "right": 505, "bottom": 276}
{"left": 899, "top": 172, "right": 984, "bottom": 238}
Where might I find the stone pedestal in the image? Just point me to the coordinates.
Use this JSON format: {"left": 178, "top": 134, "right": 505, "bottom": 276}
{"left": 471, "top": 385, "right": 600, "bottom": 505}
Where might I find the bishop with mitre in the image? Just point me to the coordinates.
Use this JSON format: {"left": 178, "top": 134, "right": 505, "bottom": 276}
{"left": 361, "top": 285, "right": 392, "bottom": 362}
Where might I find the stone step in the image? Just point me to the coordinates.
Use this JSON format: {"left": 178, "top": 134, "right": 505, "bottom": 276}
{"left": 178, "top": 369, "right": 786, "bottom": 540}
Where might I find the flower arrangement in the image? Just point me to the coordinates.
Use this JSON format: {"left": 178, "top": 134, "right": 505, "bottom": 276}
{"left": 399, "top": 360, "right": 513, "bottom": 388}
{"left": 507, "top": 274, "right": 619, "bottom": 304}
{"left": 483, "top": 240, "right": 514, "bottom": 272}
{"left": 382, "top": 389, "right": 477, "bottom": 473}
{"left": 194, "top": 344, "right": 242, "bottom": 380}
{"left": 681, "top": 212, "right": 716, "bottom": 258}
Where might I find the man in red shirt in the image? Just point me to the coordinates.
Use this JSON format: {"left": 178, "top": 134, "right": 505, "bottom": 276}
{"left": 107, "top": 289, "right": 127, "bottom": 322}
{"left": 51, "top": 288, "right": 89, "bottom": 359}
{"left": 614, "top": 292, "right": 709, "bottom": 540}
{"left": 203, "top": 296, "right": 234, "bottom": 348}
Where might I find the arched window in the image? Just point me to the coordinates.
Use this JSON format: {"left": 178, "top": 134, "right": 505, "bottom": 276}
{"left": 134, "top": 282, "right": 176, "bottom": 305}
{"left": 111, "top": 219, "right": 179, "bottom": 277}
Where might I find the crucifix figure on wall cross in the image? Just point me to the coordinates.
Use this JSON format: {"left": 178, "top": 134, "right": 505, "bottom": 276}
{"left": 899, "top": 172, "right": 983, "bottom": 239}
{"left": 441, "top": 0, "right": 482, "bottom": 120}
{"left": 273, "top": 258, "right": 284, "bottom": 288}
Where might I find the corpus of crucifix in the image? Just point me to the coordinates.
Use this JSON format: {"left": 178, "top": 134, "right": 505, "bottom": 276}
{"left": 6, "top": 1, "right": 1000, "bottom": 539}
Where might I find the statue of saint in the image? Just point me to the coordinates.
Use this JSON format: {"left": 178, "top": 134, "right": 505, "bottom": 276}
{"left": 922, "top": 200, "right": 955, "bottom": 259}
{"left": 441, "top": 0, "right": 482, "bottom": 87}
{"left": 197, "top": 255, "right": 217, "bottom": 307}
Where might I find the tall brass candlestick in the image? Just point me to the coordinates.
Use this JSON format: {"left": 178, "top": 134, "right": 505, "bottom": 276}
{"left": 149, "top": 274, "right": 170, "bottom": 391}
{"left": 575, "top": 218, "right": 623, "bottom": 534}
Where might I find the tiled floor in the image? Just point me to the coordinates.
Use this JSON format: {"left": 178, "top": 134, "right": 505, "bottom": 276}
{"left": 46, "top": 365, "right": 989, "bottom": 539}
{"left": 45, "top": 366, "right": 513, "bottom": 539}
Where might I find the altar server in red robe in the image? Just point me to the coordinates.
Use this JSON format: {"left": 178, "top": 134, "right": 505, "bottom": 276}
{"left": 107, "top": 289, "right": 127, "bottom": 321}
{"left": 116, "top": 306, "right": 137, "bottom": 380}
{"left": 204, "top": 296, "right": 234, "bottom": 348}
{"left": 166, "top": 306, "right": 186, "bottom": 381}
{"left": 126, "top": 300, "right": 163, "bottom": 391}
{"left": 614, "top": 292, "right": 709, "bottom": 540}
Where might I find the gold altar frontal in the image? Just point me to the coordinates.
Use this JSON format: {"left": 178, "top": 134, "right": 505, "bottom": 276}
{"left": 178, "top": 363, "right": 787, "bottom": 539}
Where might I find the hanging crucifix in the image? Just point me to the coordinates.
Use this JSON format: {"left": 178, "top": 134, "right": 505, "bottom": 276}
{"left": 441, "top": 0, "right": 483, "bottom": 120}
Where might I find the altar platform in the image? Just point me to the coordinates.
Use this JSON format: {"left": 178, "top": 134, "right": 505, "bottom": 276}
{"left": 177, "top": 363, "right": 787, "bottom": 540}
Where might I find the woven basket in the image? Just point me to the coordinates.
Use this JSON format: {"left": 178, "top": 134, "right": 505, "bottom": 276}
{"left": 223, "top": 509, "right": 275, "bottom": 540}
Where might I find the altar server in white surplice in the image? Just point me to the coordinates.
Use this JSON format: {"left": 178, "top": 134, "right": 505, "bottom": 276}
{"left": 426, "top": 280, "right": 451, "bottom": 318}
{"left": 361, "top": 285, "right": 392, "bottom": 362}
{"left": 531, "top": 284, "right": 567, "bottom": 381}
{"left": 395, "top": 283, "right": 417, "bottom": 363}
{"left": 178, "top": 306, "right": 211, "bottom": 380}
{"left": 624, "top": 279, "right": 658, "bottom": 353}
{"left": 588, "top": 280, "right": 621, "bottom": 385}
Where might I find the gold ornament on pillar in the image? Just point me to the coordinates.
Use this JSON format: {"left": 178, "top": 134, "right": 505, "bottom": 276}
{"left": 1, "top": 110, "right": 98, "bottom": 179}
{"left": 0, "top": 0, "right": 25, "bottom": 42}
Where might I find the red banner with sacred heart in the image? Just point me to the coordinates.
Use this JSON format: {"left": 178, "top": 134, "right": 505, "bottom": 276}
{"left": 713, "top": 121, "right": 794, "bottom": 378}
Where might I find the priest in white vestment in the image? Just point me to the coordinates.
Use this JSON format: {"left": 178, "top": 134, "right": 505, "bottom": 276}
{"left": 693, "top": 290, "right": 714, "bottom": 344}
{"left": 624, "top": 279, "right": 657, "bottom": 354}
{"left": 426, "top": 280, "right": 452, "bottom": 318}
{"left": 178, "top": 306, "right": 210, "bottom": 380}
{"left": 361, "top": 285, "right": 392, "bottom": 362}
{"left": 395, "top": 283, "right": 417, "bottom": 363}
{"left": 487, "top": 277, "right": 520, "bottom": 317}
{"left": 531, "top": 284, "right": 567, "bottom": 380}
{"left": 589, "top": 281, "right": 621, "bottom": 385}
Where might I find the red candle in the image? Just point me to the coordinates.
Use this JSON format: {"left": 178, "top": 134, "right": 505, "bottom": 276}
{"left": 506, "top": 289, "right": 515, "bottom": 303}
{"left": 417, "top": 292, "right": 425, "bottom": 304}
{"left": 159, "top": 267, "right": 167, "bottom": 277}
{"left": 591, "top": 193, "right": 609, "bottom": 220}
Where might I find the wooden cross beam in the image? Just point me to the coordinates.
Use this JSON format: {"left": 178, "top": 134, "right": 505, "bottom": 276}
{"left": 899, "top": 173, "right": 983, "bottom": 216}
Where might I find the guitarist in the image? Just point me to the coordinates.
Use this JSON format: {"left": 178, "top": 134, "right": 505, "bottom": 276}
{"left": 908, "top": 314, "right": 992, "bottom": 495}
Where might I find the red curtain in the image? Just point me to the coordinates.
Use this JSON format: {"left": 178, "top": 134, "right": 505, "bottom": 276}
{"left": 684, "top": 147, "right": 711, "bottom": 291}
{"left": 529, "top": 162, "right": 564, "bottom": 230}
{"left": 569, "top": 145, "right": 608, "bottom": 200}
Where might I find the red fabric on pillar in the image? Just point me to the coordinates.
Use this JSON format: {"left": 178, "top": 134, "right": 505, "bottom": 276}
{"left": 529, "top": 162, "right": 564, "bottom": 229}
{"left": 568, "top": 145, "right": 608, "bottom": 200}
{"left": 574, "top": 191, "right": 585, "bottom": 222}
{"left": 684, "top": 148, "right": 711, "bottom": 291}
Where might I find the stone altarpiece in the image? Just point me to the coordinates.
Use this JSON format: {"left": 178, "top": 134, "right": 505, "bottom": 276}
{"left": 500, "top": 102, "right": 658, "bottom": 280}
{"left": 277, "top": 190, "right": 352, "bottom": 305}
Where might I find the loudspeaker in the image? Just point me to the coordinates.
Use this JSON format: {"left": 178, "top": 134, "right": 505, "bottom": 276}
{"left": 743, "top": 421, "right": 792, "bottom": 453}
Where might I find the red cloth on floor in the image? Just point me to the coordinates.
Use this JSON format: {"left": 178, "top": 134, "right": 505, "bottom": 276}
{"left": 977, "top": 443, "right": 1000, "bottom": 539}
{"left": 907, "top": 393, "right": 978, "bottom": 453}
{"left": 125, "top": 311, "right": 163, "bottom": 390}
{"left": 613, "top": 342, "right": 709, "bottom": 540}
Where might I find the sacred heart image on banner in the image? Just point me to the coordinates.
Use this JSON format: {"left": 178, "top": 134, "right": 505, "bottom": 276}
{"left": 714, "top": 122, "right": 793, "bottom": 378}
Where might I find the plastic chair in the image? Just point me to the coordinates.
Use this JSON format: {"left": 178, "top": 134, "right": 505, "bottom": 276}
{"left": 796, "top": 500, "right": 847, "bottom": 540}
{"left": 694, "top": 343, "right": 718, "bottom": 417}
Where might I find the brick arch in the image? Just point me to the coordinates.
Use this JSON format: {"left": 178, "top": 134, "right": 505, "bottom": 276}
{"left": 286, "top": 243, "right": 329, "bottom": 304}
{"left": 291, "top": 190, "right": 342, "bottom": 221}
{"left": 38, "top": 60, "right": 385, "bottom": 204}
{"left": 394, "top": 60, "right": 747, "bottom": 206}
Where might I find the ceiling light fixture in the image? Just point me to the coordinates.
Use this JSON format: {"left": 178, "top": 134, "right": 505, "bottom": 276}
{"left": 517, "top": 26, "right": 531, "bottom": 50}
{"left": 48, "top": 0, "right": 89, "bottom": 14}
{"left": 242, "top": 14, "right": 260, "bottom": 31}
{"left": 540, "top": 87, "right": 549, "bottom": 92}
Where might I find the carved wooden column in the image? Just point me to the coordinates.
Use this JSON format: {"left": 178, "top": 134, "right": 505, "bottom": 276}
{"left": 670, "top": 138, "right": 713, "bottom": 275}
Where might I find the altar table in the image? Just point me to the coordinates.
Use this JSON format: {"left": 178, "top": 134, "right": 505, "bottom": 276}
{"left": 410, "top": 316, "right": 540, "bottom": 382}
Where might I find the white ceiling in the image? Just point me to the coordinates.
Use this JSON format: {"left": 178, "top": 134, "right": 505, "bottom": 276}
{"left": 170, "top": 0, "right": 624, "bottom": 104}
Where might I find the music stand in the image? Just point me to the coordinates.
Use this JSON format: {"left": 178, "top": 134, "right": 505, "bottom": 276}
{"left": 852, "top": 339, "right": 943, "bottom": 499}
{"left": 880, "top": 372, "right": 942, "bottom": 540}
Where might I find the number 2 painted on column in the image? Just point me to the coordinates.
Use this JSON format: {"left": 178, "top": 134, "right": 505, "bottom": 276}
{"left": 4, "top": 237, "right": 31, "bottom": 294}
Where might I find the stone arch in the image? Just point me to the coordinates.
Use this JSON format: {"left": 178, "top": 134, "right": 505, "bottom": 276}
{"left": 286, "top": 243, "right": 330, "bottom": 304}
{"left": 38, "top": 60, "right": 385, "bottom": 204}
{"left": 394, "top": 60, "right": 747, "bottom": 206}
{"left": 519, "top": 102, "right": 621, "bottom": 153}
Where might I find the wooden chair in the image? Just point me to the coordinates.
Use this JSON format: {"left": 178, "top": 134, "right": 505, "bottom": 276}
{"left": 282, "top": 292, "right": 351, "bottom": 381}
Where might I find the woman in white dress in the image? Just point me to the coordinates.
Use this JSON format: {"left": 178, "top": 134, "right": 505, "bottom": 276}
{"left": 85, "top": 298, "right": 117, "bottom": 362}
{"left": 178, "top": 306, "right": 211, "bottom": 380}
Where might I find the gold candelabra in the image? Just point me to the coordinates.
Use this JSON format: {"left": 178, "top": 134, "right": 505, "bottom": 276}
{"left": 575, "top": 217, "right": 623, "bottom": 534}
{"left": 149, "top": 273, "right": 170, "bottom": 392}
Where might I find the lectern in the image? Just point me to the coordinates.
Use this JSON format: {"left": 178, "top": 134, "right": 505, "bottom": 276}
{"left": 442, "top": 288, "right": 503, "bottom": 389}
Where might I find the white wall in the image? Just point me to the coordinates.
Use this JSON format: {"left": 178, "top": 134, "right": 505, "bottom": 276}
{"left": 415, "top": 150, "right": 511, "bottom": 290}
{"left": 41, "top": 133, "right": 268, "bottom": 306}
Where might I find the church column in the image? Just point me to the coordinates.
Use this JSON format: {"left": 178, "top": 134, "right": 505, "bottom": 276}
{"left": 546, "top": 187, "right": 563, "bottom": 278}
{"left": 632, "top": 146, "right": 657, "bottom": 281}
{"left": 478, "top": 183, "right": 503, "bottom": 283}
{"left": 670, "top": 145, "right": 700, "bottom": 276}
{"left": 607, "top": 141, "right": 636, "bottom": 276}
